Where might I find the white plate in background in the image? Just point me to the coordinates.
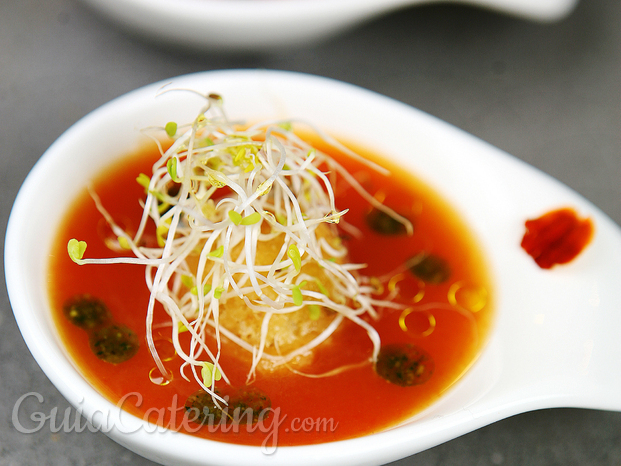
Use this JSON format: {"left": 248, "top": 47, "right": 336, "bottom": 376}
{"left": 77, "top": 0, "right": 579, "bottom": 51}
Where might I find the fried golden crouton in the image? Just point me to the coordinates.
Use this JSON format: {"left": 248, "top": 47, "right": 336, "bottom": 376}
{"left": 216, "top": 223, "right": 346, "bottom": 359}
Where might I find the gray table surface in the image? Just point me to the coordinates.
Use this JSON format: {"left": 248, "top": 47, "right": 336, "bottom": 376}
{"left": 2, "top": 0, "right": 621, "bottom": 464}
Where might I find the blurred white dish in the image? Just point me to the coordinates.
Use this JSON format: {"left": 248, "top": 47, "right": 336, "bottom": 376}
{"left": 77, "top": 0, "right": 579, "bottom": 51}
{"left": 6, "top": 69, "right": 621, "bottom": 466}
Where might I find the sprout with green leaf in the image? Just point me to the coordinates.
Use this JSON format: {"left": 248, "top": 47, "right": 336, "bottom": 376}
{"left": 67, "top": 91, "right": 411, "bottom": 404}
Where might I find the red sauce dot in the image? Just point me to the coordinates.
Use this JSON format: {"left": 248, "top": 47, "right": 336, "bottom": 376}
{"left": 521, "top": 208, "right": 594, "bottom": 269}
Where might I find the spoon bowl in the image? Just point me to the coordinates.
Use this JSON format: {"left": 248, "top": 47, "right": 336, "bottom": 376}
{"left": 6, "top": 69, "right": 620, "bottom": 466}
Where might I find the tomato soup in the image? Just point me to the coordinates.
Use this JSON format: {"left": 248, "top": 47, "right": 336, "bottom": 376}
{"left": 48, "top": 138, "right": 493, "bottom": 447}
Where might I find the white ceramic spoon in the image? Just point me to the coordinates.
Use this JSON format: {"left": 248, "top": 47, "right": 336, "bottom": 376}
{"left": 77, "top": 0, "right": 580, "bottom": 51}
{"left": 6, "top": 69, "right": 621, "bottom": 466}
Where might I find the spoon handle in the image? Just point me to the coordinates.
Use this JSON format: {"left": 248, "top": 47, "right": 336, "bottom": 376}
{"left": 471, "top": 209, "right": 621, "bottom": 418}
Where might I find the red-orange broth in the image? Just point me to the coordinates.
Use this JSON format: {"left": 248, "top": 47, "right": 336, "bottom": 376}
{"left": 48, "top": 137, "right": 493, "bottom": 447}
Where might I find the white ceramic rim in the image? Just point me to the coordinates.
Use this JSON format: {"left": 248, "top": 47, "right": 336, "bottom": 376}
{"left": 76, "top": 0, "right": 580, "bottom": 50}
{"left": 6, "top": 69, "right": 621, "bottom": 466}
